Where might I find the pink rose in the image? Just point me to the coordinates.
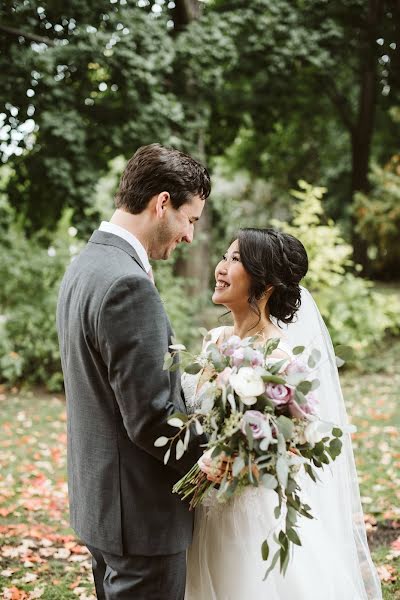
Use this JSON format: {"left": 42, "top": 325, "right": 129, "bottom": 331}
{"left": 286, "top": 358, "right": 309, "bottom": 375}
{"left": 287, "top": 392, "right": 319, "bottom": 419}
{"left": 221, "top": 335, "right": 242, "bottom": 357}
{"left": 265, "top": 383, "right": 294, "bottom": 406}
{"left": 251, "top": 350, "right": 264, "bottom": 368}
{"left": 240, "top": 410, "right": 272, "bottom": 440}
{"left": 232, "top": 347, "right": 245, "bottom": 367}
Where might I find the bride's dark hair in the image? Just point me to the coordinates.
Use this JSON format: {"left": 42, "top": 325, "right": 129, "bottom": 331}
{"left": 237, "top": 228, "right": 308, "bottom": 325}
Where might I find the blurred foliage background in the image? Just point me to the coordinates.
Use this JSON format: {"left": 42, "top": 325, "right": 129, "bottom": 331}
{"left": 0, "top": 0, "right": 400, "bottom": 390}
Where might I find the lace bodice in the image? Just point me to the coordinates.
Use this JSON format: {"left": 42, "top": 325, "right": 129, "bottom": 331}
{"left": 182, "top": 327, "right": 292, "bottom": 414}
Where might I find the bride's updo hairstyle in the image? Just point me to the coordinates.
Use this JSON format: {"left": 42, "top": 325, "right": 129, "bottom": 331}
{"left": 237, "top": 228, "right": 308, "bottom": 325}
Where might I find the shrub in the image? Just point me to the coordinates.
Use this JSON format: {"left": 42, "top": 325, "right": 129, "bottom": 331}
{"left": 0, "top": 218, "right": 82, "bottom": 391}
{"left": 354, "top": 156, "right": 400, "bottom": 279}
{"left": 0, "top": 213, "right": 198, "bottom": 389}
{"left": 274, "top": 181, "right": 400, "bottom": 352}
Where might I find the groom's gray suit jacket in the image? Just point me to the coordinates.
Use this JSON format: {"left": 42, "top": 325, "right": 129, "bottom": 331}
{"left": 56, "top": 230, "right": 205, "bottom": 557}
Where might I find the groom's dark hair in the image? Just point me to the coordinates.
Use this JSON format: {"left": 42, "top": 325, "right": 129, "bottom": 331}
{"left": 115, "top": 143, "right": 211, "bottom": 213}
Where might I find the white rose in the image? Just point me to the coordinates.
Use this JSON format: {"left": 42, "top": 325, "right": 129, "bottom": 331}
{"left": 229, "top": 367, "right": 265, "bottom": 405}
{"left": 304, "top": 420, "right": 330, "bottom": 446}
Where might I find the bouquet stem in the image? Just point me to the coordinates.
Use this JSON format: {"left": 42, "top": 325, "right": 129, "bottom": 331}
{"left": 173, "top": 462, "right": 212, "bottom": 510}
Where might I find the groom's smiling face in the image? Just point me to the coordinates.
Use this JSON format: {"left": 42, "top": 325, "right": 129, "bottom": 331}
{"left": 153, "top": 193, "right": 205, "bottom": 260}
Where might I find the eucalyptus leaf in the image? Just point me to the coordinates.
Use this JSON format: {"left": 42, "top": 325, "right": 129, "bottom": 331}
{"left": 332, "top": 427, "right": 343, "bottom": 438}
{"left": 168, "top": 417, "right": 184, "bottom": 428}
{"left": 176, "top": 439, "right": 185, "bottom": 460}
{"left": 245, "top": 422, "right": 254, "bottom": 451}
{"left": 232, "top": 455, "right": 245, "bottom": 478}
{"left": 292, "top": 345, "right": 305, "bottom": 355}
{"left": 297, "top": 380, "right": 312, "bottom": 395}
{"left": 263, "top": 375, "right": 286, "bottom": 384}
{"left": 295, "top": 389, "right": 307, "bottom": 405}
{"left": 163, "top": 352, "right": 173, "bottom": 370}
{"left": 183, "top": 427, "right": 190, "bottom": 450}
{"left": 287, "top": 528, "right": 302, "bottom": 546}
{"left": 169, "top": 343, "right": 186, "bottom": 351}
{"left": 276, "top": 456, "right": 289, "bottom": 488}
{"left": 185, "top": 362, "right": 203, "bottom": 375}
{"left": 336, "top": 356, "right": 345, "bottom": 368}
{"left": 261, "top": 539, "right": 269, "bottom": 561}
{"left": 154, "top": 436, "right": 169, "bottom": 447}
{"left": 267, "top": 359, "right": 287, "bottom": 375}
{"left": 335, "top": 344, "right": 355, "bottom": 363}
{"left": 263, "top": 549, "right": 280, "bottom": 580}
{"left": 310, "top": 378, "right": 320, "bottom": 391}
{"left": 277, "top": 415, "right": 294, "bottom": 440}
{"left": 311, "top": 349, "right": 321, "bottom": 362}
{"left": 163, "top": 448, "right": 170, "bottom": 465}
{"left": 263, "top": 338, "right": 281, "bottom": 356}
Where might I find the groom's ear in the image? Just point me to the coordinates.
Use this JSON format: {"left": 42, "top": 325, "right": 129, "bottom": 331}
{"left": 155, "top": 192, "right": 170, "bottom": 219}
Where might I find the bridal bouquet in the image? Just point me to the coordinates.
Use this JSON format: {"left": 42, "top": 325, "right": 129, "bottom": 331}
{"left": 155, "top": 332, "right": 351, "bottom": 578}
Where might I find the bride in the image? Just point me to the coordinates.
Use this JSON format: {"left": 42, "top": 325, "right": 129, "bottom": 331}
{"left": 183, "top": 228, "right": 382, "bottom": 600}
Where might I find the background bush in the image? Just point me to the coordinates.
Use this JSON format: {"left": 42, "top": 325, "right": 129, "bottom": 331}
{"left": 274, "top": 181, "right": 400, "bottom": 351}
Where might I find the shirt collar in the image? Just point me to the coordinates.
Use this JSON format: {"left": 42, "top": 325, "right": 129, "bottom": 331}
{"left": 99, "top": 221, "right": 151, "bottom": 273}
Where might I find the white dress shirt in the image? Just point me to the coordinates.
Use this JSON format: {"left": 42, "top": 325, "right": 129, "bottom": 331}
{"left": 99, "top": 221, "right": 151, "bottom": 274}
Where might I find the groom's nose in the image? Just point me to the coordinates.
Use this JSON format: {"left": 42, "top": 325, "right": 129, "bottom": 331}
{"left": 181, "top": 225, "right": 194, "bottom": 244}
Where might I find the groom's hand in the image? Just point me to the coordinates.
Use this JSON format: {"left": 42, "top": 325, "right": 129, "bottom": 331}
{"left": 198, "top": 449, "right": 232, "bottom": 483}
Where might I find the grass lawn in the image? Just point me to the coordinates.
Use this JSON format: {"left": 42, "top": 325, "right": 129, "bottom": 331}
{"left": 0, "top": 339, "right": 399, "bottom": 599}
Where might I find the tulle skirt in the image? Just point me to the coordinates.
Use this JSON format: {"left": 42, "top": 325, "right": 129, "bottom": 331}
{"left": 185, "top": 485, "right": 369, "bottom": 600}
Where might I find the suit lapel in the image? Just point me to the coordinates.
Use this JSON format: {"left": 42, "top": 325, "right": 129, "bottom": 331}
{"left": 88, "top": 230, "right": 147, "bottom": 274}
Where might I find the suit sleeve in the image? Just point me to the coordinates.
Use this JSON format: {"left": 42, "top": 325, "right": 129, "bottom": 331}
{"left": 97, "top": 274, "right": 205, "bottom": 474}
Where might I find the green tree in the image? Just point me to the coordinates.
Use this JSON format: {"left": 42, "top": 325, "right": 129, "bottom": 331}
{"left": 0, "top": 0, "right": 184, "bottom": 234}
{"left": 174, "top": 0, "right": 400, "bottom": 270}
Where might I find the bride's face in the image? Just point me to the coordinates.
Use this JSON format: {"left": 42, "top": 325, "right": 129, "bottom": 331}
{"left": 212, "top": 240, "right": 252, "bottom": 309}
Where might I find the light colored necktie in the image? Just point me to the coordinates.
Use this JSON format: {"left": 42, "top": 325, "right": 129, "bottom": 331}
{"left": 147, "top": 267, "right": 155, "bottom": 284}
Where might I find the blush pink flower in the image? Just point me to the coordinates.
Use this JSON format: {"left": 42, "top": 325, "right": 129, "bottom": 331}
{"left": 286, "top": 358, "right": 309, "bottom": 375}
{"left": 232, "top": 347, "right": 245, "bottom": 367}
{"left": 240, "top": 410, "right": 272, "bottom": 440}
{"left": 251, "top": 350, "right": 264, "bottom": 368}
{"left": 265, "top": 383, "right": 294, "bottom": 406}
{"left": 287, "top": 391, "right": 319, "bottom": 419}
{"left": 221, "top": 335, "right": 242, "bottom": 357}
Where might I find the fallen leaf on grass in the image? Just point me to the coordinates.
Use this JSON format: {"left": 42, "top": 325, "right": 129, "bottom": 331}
{"left": 2, "top": 587, "right": 28, "bottom": 600}
{"left": 377, "top": 564, "right": 397, "bottom": 583}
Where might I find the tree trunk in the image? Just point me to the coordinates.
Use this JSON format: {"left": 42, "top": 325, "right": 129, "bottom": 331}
{"left": 172, "top": 1, "right": 212, "bottom": 295}
{"left": 350, "top": 0, "right": 384, "bottom": 272}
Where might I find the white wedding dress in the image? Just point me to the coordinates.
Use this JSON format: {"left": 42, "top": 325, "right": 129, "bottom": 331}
{"left": 182, "top": 291, "right": 382, "bottom": 600}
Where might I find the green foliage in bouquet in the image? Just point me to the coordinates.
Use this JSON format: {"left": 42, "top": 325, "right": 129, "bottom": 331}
{"left": 354, "top": 156, "right": 400, "bottom": 279}
{"left": 274, "top": 181, "right": 400, "bottom": 352}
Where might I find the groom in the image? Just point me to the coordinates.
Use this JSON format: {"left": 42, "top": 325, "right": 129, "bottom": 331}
{"left": 56, "top": 143, "right": 211, "bottom": 599}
